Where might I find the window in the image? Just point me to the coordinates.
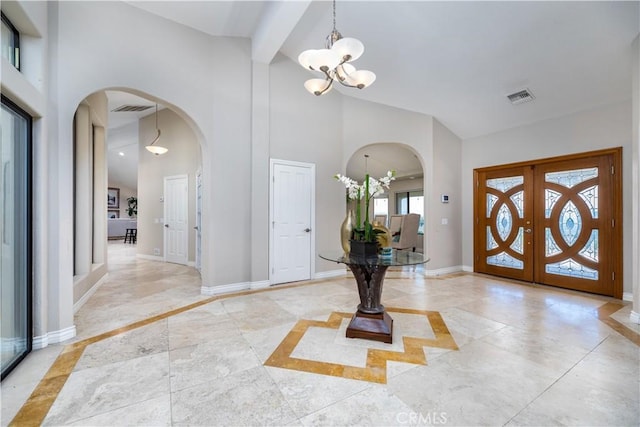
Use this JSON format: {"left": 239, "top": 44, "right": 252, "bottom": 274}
{"left": 373, "top": 196, "right": 388, "bottom": 217}
{"left": 396, "top": 190, "right": 424, "bottom": 233}
{"left": 1, "top": 12, "right": 20, "bottom": 70}
{"left": 1, "top": 95, "right": 32, "bottom": 380}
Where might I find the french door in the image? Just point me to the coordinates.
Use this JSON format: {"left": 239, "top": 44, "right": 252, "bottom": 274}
{"left": 474, "top": 149, "right": 622, "bottom": 298}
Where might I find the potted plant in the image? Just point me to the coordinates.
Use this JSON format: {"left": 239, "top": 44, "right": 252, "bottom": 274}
{"left": 335, "top": 170, "right": 395, "bottom": 257}
{"left": 126, "top": 196, "right": 137, "bottom": 217}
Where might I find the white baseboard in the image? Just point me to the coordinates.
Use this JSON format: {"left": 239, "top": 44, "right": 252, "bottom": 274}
{"left": 314, "top": 269, "right": 347, "bottom": 280}
{"left": 201, "top": 281, "right": 251, "bottom": 296}
{"left": 250, "top": 280, "right": 271, "bottom": 290}
{"left": 201, "top": 272, "right": 350, "bottom": 296}
{"left": 73, "top": 273, "right": 109, "bottom": 313}
{"left": 32, "top": 325, "right": 77, "bottom": 349}
{"left": 622, "top": 292, "right": 633, "bottom": 302}
{"left": 425, "top": 265, "right": 464, "bottom": 277}
{"left": 187, "top": 261, "right": 196, "bottom": 267}
{"left": 136, "top": 254, "right": 164, "bottom": 262}
{"left": 630, "top": 310, "right": 640, "bottom": 324}
{"left": 32, "top": 334, "right": 49, "bottom": 350}
{"left": 462, "top": 265, "right": 474, "bottom": 272}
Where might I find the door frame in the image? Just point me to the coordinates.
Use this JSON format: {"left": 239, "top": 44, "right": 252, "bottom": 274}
{"left": 163, "top": 174, "right": 189, "bottom": 266}
{"left": 473, "top": 147, "right": 622, "bottom": 298}
{"left": 269, "top": 158, "right": 316, "bottom": 285}
{"left": 195, "top": 169, "right": 202, "bottom": 272}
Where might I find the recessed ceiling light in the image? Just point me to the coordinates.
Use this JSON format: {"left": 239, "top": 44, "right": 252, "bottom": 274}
{"left": 118, "top": 152, "right": 125, "bottom": 156}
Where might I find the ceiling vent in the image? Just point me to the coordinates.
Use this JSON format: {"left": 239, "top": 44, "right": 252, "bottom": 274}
{"left": 507, "top": 89, "right": 535, "bottom": 105}
{"left": 111, "top": 105, "right": 153, "bottom": 112}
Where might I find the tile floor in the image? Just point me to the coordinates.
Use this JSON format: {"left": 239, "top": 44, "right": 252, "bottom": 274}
{"left": 2, "top": 242, "right": 639, "bottom": 426}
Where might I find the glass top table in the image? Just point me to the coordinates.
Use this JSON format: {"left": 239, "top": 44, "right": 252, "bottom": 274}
{"left": 319, "top": 250, "right": 428, "bottom": 267}
{"left": 319, "top": 250, "right": 429, "bottom": 343}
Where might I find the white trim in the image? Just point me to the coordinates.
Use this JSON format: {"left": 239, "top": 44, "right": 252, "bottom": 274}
{"left": 136, "top": 253, "right": 164, "bottom": 262}
{"left": 201, "top": 282, "right": 250, "bottom": 296}
{"left": 314, "top": 269, "right": 347, "bottom": 280}
{"left": 630, "top": 310, "right": 640, "bottom": 324}
{"left": 32, "top": 334, "right": 49, "bottom": 350}
{"left": 33, "top": 325, "right": 77, "bottom": 349}
{"left": 187, "top": 261, "right": 196, "bottom": 267}
{"left": 425, "top": 265, "right": 464, "bottom": 277}
{"left": 73, "top": 273, "right": 109, "bottom": 313}
{"left": 462, "top": 265, "right": 474, "bottom": 272}
{"left": 622, "top": 292, "right": 633, "bottom": 302}
{"left": 251, "top": 280, "right": 271, "bottom": 290}
{"left": 201, "top": 279, "right": 274, "bottom": 295}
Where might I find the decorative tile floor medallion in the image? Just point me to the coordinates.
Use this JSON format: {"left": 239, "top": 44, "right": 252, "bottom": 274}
{"left": 264, "top": 308, "right": 459, "bottom": 384}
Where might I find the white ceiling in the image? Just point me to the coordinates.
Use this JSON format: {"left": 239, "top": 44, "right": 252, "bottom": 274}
{"left": 110, "top": 0, "right": 639, "bottom": 189}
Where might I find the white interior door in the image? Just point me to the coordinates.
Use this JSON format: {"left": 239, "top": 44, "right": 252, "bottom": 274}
{"left": 270, "top": 160, "right": 314, "bottom": 284}
{"left": 164, "top": 174, "right": 188, "bottom": 265}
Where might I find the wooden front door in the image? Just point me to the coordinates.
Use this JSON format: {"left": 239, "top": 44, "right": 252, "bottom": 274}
{"left": 475, "top": 166, "right": 535, "bottom": 282}
{"left": 474, "top": 149, "right": 622, "bottom": 298}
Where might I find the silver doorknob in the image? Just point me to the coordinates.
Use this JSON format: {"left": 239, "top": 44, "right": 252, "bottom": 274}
{"left": 304, "top": 228, "right": 311, "bottom": 232}
{"left": 524, "top": 228, "right": 532, "bottom": 233}
{"left": 164, "top": 224, "right": 169, "bottom": 228}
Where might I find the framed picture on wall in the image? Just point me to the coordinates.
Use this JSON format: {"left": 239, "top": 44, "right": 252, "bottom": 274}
{"left": 107, "top": 187, "right": 120, "bottom": 208}
{"left": 108, "top": 209, "right": 119, "bottom": 219}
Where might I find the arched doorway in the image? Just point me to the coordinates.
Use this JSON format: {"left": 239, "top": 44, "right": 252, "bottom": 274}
{"left": 345, "top": 143, "right": 425, "bottom": 253}
{"left": 71, "top": 89, "right": 204, "bottom": 326}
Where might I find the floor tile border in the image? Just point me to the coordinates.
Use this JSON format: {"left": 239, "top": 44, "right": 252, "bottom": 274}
{"left": 264, "top": 307, "right": 459, "bottom": 384}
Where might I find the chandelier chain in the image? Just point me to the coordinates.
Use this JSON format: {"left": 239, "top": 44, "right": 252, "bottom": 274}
{"left": 332, "top": 0, "right": 336, "bottom": 32}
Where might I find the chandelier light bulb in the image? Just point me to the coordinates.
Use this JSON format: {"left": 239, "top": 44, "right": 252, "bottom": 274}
{"left": 298, "top": 49, "right": 317, "bottom": 70}
{"left": 331, "top": 37, "right": 364, "bottom": 62}
{"left": 145, "top": 144, "right": 169, "bottom": 155}
{"left": 348, "top": 70, "right": 376, "bottom": 89}
{"left": 308, "top": 49, "right": 341, "bottom": 72}
{"left": 304, "top": 78, "right": 333, "bottom": 96}
{"left": 336, "top": 63, "right": 356, "bottom": 84}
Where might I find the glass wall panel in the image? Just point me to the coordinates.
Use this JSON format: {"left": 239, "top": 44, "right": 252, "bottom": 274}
{"left": 1, "top": 96, "right": 32, "bottom": 380}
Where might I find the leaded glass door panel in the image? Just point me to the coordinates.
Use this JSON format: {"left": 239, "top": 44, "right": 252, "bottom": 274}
{"left": 474, "top": 167, "right": 534, "bottom": 281}
{"left": 534, "top": 156, "right": 615, "bottom": 295}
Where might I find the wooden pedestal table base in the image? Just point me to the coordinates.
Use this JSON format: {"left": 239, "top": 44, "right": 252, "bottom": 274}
{"left": 319, "top": 250, "right": 429, "bottom": 345}
{"left": 346, "top": 310, "right": 394, "bottom": 343}
{"left": 345, "top": 263, "right": 393, "bottom": 343}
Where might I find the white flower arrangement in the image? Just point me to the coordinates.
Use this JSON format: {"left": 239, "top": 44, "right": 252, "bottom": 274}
{"left": 334, "top": 170, "right": 396, "bottom": 242}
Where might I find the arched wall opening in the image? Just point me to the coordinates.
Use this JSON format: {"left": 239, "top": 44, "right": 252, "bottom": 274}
{"left": 345, "top": 142, "right": 426, "bottom": 253}
{"left": 70, "top": 87, "right": 205, "bottom": 314}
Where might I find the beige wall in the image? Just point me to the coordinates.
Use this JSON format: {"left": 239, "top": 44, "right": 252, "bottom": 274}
{"left": 138, "top": 108, "right": 201, "bottom": 263}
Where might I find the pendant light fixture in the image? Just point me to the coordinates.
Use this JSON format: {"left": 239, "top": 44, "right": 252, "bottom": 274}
{"left": 298, "top": 0, "right": 376, "bottom": 96}
{"left": 145, "top": 104, "right": 168, "bottom": 155}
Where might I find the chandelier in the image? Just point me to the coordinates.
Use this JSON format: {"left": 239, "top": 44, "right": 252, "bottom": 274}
{"left": 298, "top": 0, "right": 376, "bottom": 96}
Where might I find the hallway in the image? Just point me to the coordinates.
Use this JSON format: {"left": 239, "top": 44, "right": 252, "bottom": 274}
{"left": 2, "top": 243, "right": 639, "bottom": 426}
